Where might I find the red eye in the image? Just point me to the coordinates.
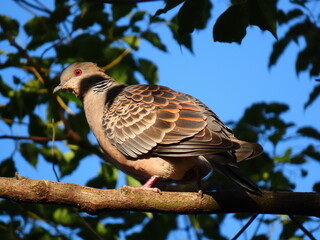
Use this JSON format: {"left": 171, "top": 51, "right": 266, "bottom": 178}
{"left": 74, "top": 69, "right": 82, "bottom": 76}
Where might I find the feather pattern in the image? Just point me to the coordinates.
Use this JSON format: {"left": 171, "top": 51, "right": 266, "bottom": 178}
{"left": 103, "top": 84, "right": 242, "bottom": 158}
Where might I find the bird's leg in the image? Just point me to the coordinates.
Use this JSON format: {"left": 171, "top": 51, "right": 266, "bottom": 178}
{"left": 122, "top": 176, "right": 160, "bottom": 193}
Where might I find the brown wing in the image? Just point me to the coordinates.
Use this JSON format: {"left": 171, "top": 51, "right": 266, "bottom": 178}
{"left": 186, "top": 94, "right": 263, "bottom": 161}
{"left": 103, "top": 85, "right": 239, "bottom": 158}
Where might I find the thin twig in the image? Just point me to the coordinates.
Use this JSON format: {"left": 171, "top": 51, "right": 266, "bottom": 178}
{"left": 33, "top": 0, "right": 51, "bottom": 13}
{"left": 2, "top": 28, "right": 50, "bottom": 89}
{"left": 0, "top": 135, "right": 69, "bottom": 142}
{"left": 289, "top": 215, "right": 317, "bottom": 240}
{"left": 14, "top": 0, "right": 51, "bottom": 14}
{"left": 51, "top": 119, "right": 60, "bottom": 182}
{"left": 56, "top": 95, "right": 76, "bottom": 115}
{"left": 13, "top": 0, "right": 37, "bottom": 15}
{"left": 232, "top": 214, "right": 259, "bottom": 240}
{"left": 76, "top": 209, "right": 104, "bottom": 240}
{"left": 40, "top": 37, "right": 68, "bottom": 59}
{"left": 102, "top": 48, "right": 131, "bottom": 71}
{"left": 252, "top": 214, "right": 264, "bottom": 239}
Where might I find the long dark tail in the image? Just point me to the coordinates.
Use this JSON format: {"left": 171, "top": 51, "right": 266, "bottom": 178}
{"left": 206, "top": 154, "right": 262, "bottom": 195}
{"left": 213, "top": 163, "right": 262, "bottom": 195}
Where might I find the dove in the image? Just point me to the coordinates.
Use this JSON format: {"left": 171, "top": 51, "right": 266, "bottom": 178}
{"left": 54, "top": 62, "right": 262, "bottom": 195}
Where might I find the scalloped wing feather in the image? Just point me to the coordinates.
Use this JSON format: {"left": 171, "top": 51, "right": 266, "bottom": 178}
{"left": 103, "top": 85, "right": 243, "bottom": 158}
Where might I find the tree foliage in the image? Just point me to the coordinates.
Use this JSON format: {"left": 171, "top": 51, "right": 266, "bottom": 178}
{"left": 0, "top": 0, "right": 319, "bottom": 239}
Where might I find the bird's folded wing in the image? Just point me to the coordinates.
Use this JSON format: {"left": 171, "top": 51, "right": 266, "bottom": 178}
{"left": 103, "top": 85, "right": 239, "bottom": 158}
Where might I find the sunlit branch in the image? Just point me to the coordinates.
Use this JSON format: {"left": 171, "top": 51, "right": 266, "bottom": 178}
{"left": 1, "top": 174, "right": 320, "bottom": 217}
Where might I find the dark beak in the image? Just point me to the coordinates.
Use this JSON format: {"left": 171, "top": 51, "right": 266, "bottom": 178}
{"left": 53, "top": 84, "right": 62, "bottom": 94}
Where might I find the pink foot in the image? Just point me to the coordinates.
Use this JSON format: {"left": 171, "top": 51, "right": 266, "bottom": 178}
{"left": 121, "top": 176, "right": 160, "bottom": 193}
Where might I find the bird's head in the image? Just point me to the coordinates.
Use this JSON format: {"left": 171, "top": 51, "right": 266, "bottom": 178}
{"left": 53, "top": 62, "right": 109, "bottom": 98}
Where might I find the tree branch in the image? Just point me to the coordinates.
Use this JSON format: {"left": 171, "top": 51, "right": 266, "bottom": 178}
{"left": 0, "top": 134, "right": 68, "bottom": 142}
{"left": 1, "top": 174, "right": 320, "bottom": 217}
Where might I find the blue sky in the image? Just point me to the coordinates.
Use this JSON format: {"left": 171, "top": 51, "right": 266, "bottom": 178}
{"left": 1, "top": 1, "right": 319, "bottom": 239}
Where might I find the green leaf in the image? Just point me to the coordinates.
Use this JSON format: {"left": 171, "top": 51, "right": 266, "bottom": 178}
{"left": 268, "top": 128, "right": 286, "bottom": 146}
{"left": 101, "top": 163, "right": 118, "bottom": 189}
{"left": 130, "top": 10, "right": 146, "bottom": 25}
{"left": 29, "top": 114, "right": 49, "bottom": 137}
{"left": 39, "top": 146, "right": 63, "bottom": 164}
{"left": 53, "top": 208, "right": 76, "bottom": 225}
{"left": 269, "top": 39, "right": 290, "bottom": 67}
{"left": 24, "top": 16, "right": 59, "bottom": 49}
{"left": 155, "top": 0, "right": 185, "bottom": 16}
{"left": 277, "top": 9, "right": 304, "bottom": 25}
{"left": 271, "top": 171, "right": 292, "bottom": 190}
{"left": 178, "top": 0, "right": 212, "bottom": 35}
{"left": 0, "top": 15, "right": 19, "bottom": 39}
{"left": 20, "top": 143, "right": 39, "bottom": 167}
{"left": 215, "top": 0, "right": 277, "bottom": 43}
{"left": 270, "top": 18, "right": 314, "bottom": 69}
{"left": 252, "top": 235, "right": 269, "bottom": 240}
{"left": 296, "top": 47, "right": 313, "bottom": 74}
{"left": 68, "top": 113, "right": 90, "bottom": 139}
{"left": 138, "top": 58, "right": 158, "bottom": 84}
{"left": 298, "top": 127, "right": 320, "bottom": 140}
{"left": 141, "top": 31, "right": 167, "bottom": 52}
{"left": 313, "top": 182, "right": 320, "bottom": 193}
{"left": 234, "top": 212, "right": 254, "bottom": 220}
{"left": 303, "top": 145, "right": 320, "bottom": 162}
{"left": 46, "top": 99, "right": 62, "bottom": 123}
{"left": 79, "top": 0, "right": 104, "bottom": 12}
{"left": 301, "top": 168, "right": 308, "bottom": 177}
{"left": 2, "top": 85, "right": 38, "bottom": 120}
{"left": 304, "top": 84, "right": 320, "bottom": 109}
{"left": 51, "top": 2, "right": 70, "bottom": 23}
{"left": 58, "top": 148, "right": 89, "bottom": 176}
{"left": 274, "top": 148, "right": 292, "bottom": 163}
{"left": 87, "top": 163, "right": 118, "bottom": 189}
{"left": 73, "top": 11, "right": 110, "bottom": 31}
{"left": 128, "top": 215, "right": 177, "bottom": 240}
{"left": 247, "top": 0, "right": 277, "bottom": 39}
{"left": 265, "top": 102, "right": 289, "bottom": 115}
{"left": 197, "top": 215, "right": 227, "bottom": 240}
{"left": 126, "top": 175, "right": 141, "bottom": 187}
{"left": 102, "top": 48, "right": 138, "bottom": 84}
{"left": 56, "top": 34, "right": 107, "bottom": 64}
{"left": 121, "top": 35, "right": 140, "bottom": 50}
{"left": 213, "top": 3, "right": 248, "bottom": 43}
{"left": 58, "top": 91, "right": 82, "bottom": 107}
{"left": 96, "top": 222, "right": 109, "bottom": 236}
{"left": 112, "top": 4, "right": 135, "bottom": 21}
{"left": 280, "top": 217, "right": 306, "bottom": 240}
{"left": 168, "top": 16, "right": 193, "bottom": 52}
{"left": 0, "top": 158, "right": 16, "bottom": 177}
{"left": 0, "top": 75, "right": 13, "bottom": 97}
{"left": 291, "top": 154, "right": 306, "bottom": 164}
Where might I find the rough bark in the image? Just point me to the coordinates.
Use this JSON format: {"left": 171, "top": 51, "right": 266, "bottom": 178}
{"left": 0, "top": 174, "right": 319, "bottom": 216}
